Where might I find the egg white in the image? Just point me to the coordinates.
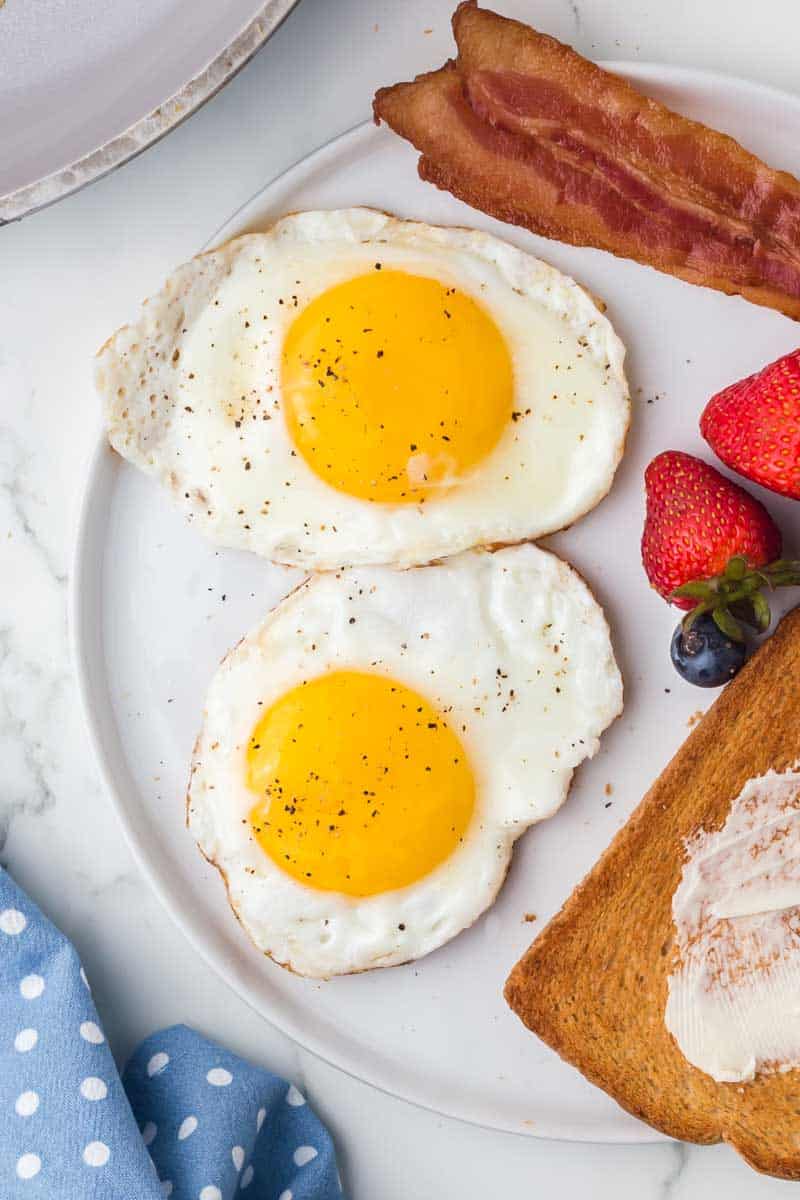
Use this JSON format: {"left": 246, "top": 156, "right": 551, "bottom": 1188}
{"left": 98, "top": 208, "right": 630, "bottom": 569}
{"left": 187, "top": 544, "right": 623, "bottom": 977}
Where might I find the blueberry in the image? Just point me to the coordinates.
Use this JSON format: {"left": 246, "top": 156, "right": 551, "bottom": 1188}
{"left": 670, "top": 613, "right": 747, "bottom": 688}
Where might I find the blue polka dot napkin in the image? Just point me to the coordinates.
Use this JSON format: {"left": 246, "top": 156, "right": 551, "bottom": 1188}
{"left": 1, "top": 868, "right": 342, "bottom": 1198}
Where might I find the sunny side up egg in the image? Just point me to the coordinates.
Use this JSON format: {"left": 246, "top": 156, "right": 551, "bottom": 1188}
{"left": 187, "top": 545, "right": 623, "bottom": 977}
{"left": 98, "top": 209, "right": 630, "bottom": 569}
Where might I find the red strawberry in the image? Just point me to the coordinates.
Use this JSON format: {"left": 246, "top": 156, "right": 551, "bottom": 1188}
{"left": 700, "top": 349, "right": 800, "bottom": 499}
{"left": 642, "top": 451, "right": 781, "bottom": 609}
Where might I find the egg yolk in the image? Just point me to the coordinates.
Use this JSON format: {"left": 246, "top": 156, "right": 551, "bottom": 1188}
{"left": 281, "top": 270, "right": 514, "bottom": 503}
{"left": 246, "top": 670, "right": 475, "bottom": 897}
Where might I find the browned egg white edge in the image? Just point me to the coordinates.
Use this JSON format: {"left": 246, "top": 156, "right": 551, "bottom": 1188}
{"left": 184, "top": 546, "right": 623, "bottom": 979}
{"left": 98, "top": 205, "right": 631, "bottom": 571}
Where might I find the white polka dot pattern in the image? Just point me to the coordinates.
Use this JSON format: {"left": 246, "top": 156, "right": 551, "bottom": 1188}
{"left": 19, "top": 974, "right": 44, "bottom": 1000}
{"left": 206, "top": 1067, "right": 232, "bottom": 1087}
{"left": 14, "top": 1028, "right": 38, "bottom": 1053}
{"left": 80, "top": 1076, "right": 108, "bottom": 1101}
{"left": 0, "top": 880, "right": 352, "bottom": 1200}
{"left": 124, "top": 1023, "right": 340, "bottom": 1197}
{"left": 83, "top": 1140, "right": 110, "bottom": 1167}
{"left": 147, "top": 1052, "right": 170, "bottom": 1077}
{"left": 178, "top": 1115, "right": 198, "bottom": 1141}
{"left": 16, "top": 1152, "right": 41, "bottom": 1179}
{"left": 80, "top": 1020, "right": 104, "bottom": 1044}
{"left": 0, "top": 879, "right": 342, "bottom": 1200}
{"left": 15, "top": 1091, "right": 39, "bottom": 1117}
{"left": 0, "top": 908, "right": 27, "bottom": 935}
{"left": 293, "top": 1144, "right": 318, "bottom": 1167}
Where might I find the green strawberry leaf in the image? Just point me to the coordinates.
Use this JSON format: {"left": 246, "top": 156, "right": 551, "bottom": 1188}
{"left": 728, "top": 599, "right": 761, "bottom": 631}
{"left": 723, "top": 555, "right": 748, "bottom": 581}
{"left": 678, "top": 555, "right": 798, "bottom": 645}
{"left": 751, "top": 591, "right": 772, "bottom": 632}
{"left": 712, "top": 607, "right": 744, "bottom": 642}
{"left": 672, "top": 580, "right": 715, "bottom": 601}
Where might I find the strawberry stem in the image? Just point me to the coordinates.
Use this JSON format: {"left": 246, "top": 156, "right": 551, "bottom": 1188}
{"left": 673, "top": 557, "right": 800, "bottom": 642}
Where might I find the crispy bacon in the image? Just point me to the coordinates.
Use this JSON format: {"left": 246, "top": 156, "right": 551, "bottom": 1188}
{"left": 374, "top": 2, "right": 800, "bottom": 319}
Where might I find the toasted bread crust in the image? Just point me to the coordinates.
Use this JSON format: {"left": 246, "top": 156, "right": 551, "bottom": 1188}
{"left": 505, "top": 606, "right": 800, "bottom": 1178}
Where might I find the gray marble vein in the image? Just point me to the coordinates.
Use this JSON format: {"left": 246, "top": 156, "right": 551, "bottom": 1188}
{"left": 2, "top": 2, "right": 799, "bottom": 1196}
{"left": 660, "top": 1142, "right": 690, "bottom": 1199}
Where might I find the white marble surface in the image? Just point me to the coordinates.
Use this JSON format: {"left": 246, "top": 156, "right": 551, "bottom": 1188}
{"left": 3, "top": 1, "right": 800, "bottom": 1195}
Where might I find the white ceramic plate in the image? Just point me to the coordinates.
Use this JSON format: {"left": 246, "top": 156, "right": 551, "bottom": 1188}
{"left": 0, "top": 0, "right": 298, "bottom": 224}
{"left": 73, "top": 64, "right": 800, "bottom": 1141}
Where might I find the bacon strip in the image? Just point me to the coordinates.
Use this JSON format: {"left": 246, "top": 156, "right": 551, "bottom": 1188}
{"left": 374, "top": 2, "right": 800, "bottom": 319}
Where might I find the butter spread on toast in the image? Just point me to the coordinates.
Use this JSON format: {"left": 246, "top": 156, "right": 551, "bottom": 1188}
{"left": 667, "top": 767, "right": 800, "bottom": 1082}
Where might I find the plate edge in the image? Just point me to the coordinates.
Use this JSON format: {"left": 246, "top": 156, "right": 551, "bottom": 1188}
{"left": 0, "top": 0, "right": 299, "bottom": 226}
{"left": 69, "top": 57, "right": 800, "bottom": 1142}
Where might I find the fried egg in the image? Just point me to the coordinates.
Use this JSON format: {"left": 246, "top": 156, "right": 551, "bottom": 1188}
{"left": 99, "top": 208, "right": 629, "bottom": 569}
{"left": 187, "top": 544, "right": 623, "bottom": 977}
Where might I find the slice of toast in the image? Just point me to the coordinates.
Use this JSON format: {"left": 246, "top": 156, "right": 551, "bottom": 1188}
{"left": 505, "top": 605, "right": 800, "bottom": 1179}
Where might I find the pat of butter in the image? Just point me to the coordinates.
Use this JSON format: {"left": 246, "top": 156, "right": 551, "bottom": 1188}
{"left": 665, "top": 767, "right": 800, "bottom": 1083}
